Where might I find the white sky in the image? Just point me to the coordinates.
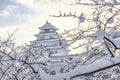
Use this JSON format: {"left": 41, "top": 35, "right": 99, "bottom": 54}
{"left": 0, "top": 0, "right": 92, "bottom": 45}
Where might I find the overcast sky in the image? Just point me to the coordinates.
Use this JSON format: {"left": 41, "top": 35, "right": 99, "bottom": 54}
{"left": 0, "top": 0, "right": 93, "bottom": 45}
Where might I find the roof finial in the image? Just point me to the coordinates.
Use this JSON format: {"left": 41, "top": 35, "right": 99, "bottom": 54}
{"left": 46, "top": 20, "right": 51, "bottom": 24}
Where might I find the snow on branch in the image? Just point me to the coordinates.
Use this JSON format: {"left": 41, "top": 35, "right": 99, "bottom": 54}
{"left": 70, "top": 56, "right": 120, "bottom": 80}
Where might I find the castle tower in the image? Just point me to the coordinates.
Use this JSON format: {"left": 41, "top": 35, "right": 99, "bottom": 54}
{"left": 29, "top": 21, "right": 68, "bottom": 58}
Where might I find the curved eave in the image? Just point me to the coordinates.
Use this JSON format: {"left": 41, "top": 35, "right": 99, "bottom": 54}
{"left": 34, "top": 32, "right": 58, "bottom": 36}
{"left": 39, "top": 26, "right": 58, "bottom": 30}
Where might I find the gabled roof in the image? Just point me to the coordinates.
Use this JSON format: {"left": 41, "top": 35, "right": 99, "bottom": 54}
{"left": 39, "top": 21, "right": 58, "bottom": 30}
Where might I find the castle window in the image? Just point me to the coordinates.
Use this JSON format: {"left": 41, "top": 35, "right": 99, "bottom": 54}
{"left": 59, "top": 42, "right": 62, "bottom": 45}
{"left": 50, "top": 36, "right": 53, "bottom": 39}
{"left": 44, "top": 29, "right": 49, "bottom": 32}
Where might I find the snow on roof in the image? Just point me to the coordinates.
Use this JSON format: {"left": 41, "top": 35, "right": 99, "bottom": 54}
{"left": 35, "top": 32, "right": 58, "bottom": 36}
{"left": 39, "top": 21, "right": 58, "bottom": 30}
{"left": 46, "top": 45, "right": 62, "bottom": 49}
{"left": 50, "top": 53, "right": 67, "bottom": 57}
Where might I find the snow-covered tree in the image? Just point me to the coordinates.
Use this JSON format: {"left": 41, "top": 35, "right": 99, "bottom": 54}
{"left": 0, "top": 31, "right": 41, "bottom": 80}
{"left": 50, "top": 0, "right": 120, "bottom": 80}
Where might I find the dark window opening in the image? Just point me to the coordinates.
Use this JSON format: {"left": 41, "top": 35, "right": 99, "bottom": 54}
{"left": 59, "top": 42, "right": 62, "bottom": 45}
{"left": 45, "top": 29, "right": 50, "bottom": 32}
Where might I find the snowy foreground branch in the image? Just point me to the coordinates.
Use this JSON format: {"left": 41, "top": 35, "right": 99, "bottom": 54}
{"left": 70, "top": 56, "right": 120, "bottom": 80}
{"left": 38, "top": 56, "right": 120, "bottom": 80}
